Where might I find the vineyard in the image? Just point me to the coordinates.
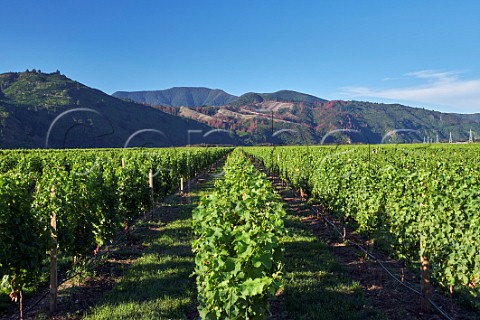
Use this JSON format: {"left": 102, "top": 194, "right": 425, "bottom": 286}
{"left": 1, "top": 144, "right": 480, "bottom": 319}
{"left": 0, "top": 147, "right": 232, "bottom": 318}
{"left": 245, "top": 144, "right": 480, "bottom": 315}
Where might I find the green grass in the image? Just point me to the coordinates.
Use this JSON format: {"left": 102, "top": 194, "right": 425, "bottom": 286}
{"left": 84, "top": 177, "right": 218, "bottom": 320}
{"left": 84, "top": 169, "right": 387, "bottom": 319}
{"left": 84, "top": 217, "right": 197, "bottom": 319}
{"left": 276, "top": 206, "right": 387, "bottom": 320}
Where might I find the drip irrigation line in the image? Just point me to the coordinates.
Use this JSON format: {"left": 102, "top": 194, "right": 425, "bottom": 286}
{"left": 262, "top": 165, "right": 454, "bottom": 320}
{"left": 13, "top": 271, "right": 83, "bottom": 320}
{"left": 309, "top": 206, "right": 453, "bottom": 320}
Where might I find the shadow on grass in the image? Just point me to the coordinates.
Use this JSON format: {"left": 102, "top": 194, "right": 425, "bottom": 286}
{"left": 85, "top": 169, "right": 224, "bottom": 319}
{"left": 86, "top": 223, "right": 197, "bottom": 319}
{"left": 272, "top": 213, "right": 386, "bottom": 320}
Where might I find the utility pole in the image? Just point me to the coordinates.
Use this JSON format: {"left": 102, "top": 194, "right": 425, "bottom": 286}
{"left": 469, "top": 128, "right": 474, "bottom": 143}
{"left": 449, "top": 132, "right": 453, "bottom": 144}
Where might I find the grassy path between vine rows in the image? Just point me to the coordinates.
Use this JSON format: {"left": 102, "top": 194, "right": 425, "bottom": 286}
{"left": 82, "top": 173, "right": 220, "bottom": 320}
{"left": 270, "top": 187, "right": 387, "bottom": 320}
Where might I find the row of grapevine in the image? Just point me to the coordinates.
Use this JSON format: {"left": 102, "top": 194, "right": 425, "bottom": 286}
{"left": 192, "top": 150, "right": 285, "bottom": 319}
{"left": 0, "top": 147, "right": 232, "bottom": 314}
{"left": 245, "top": 145, "right": 480, "bottom": 305}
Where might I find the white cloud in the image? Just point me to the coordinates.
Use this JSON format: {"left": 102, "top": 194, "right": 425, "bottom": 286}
{"left": 404, "top": 70, "right": 462, "bottom": 82}
{"left": 340, "top": 70, "right": 480, "bottom": 114}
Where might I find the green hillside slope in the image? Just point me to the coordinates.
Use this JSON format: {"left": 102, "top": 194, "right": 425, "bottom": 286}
{"left": 113, "top": 87, "right": 237, "bottom": 107}
{"left": 0, "top": 71, "right": 234, "bottom": 148}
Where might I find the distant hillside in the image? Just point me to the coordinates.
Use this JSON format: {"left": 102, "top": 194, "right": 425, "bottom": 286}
{"left": 113, "top": 87, "right": 237, "bottom": 107}
{"left": 327, "top": 100, "right": 480, "bottom": 143}
{"left": 458, "top": 113, "right": 480, "bottom": 123}
{"left": 116, "top": 87, "right": 326, "bottom": 108}
{"left": 157, "top": 91, "right": 480, "bottom": 144}
{"left": 0, "top": 71, "right": 234, "bottom": 148}
{"left": 2, "top": 72, "right": 479, "bottom": 148}
{"left": 230, "top": 90, "right": 327, "bottom": 107}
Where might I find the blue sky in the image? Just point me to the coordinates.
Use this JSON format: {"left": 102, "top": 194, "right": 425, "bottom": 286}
{"left": 1, "top": 1, "right": 479, "bottom": 113}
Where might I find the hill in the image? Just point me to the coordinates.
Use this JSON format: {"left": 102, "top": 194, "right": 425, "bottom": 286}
{"left": 230, "top": 90, "right": 327, "bottom": 107}
{"left": 114, "top": 88, "right": 326, "bottom": 108}
{"left": 113, "top": 87, "right": 237, "bottom": 107}
{"left": 2, "top": 72, "right": 479, "bottom": 147}
{"left": 156, "top": 91, "right": 480, "bottom": 145}
{"left": 0, "top": 71, "right": 235, "bottom": 148}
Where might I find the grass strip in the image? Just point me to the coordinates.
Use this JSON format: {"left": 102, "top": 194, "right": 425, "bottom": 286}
{"left": 274, "top": 202, "right": 387, "bottom": 320}
{"left": 85, "top": 177, "right": 217, "bottom": 320}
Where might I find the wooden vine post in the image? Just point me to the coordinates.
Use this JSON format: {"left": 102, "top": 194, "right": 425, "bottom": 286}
{"left": 420, "top": 255, "right": 432, "bottom": 312}
{"left": 49, "top": 185, "right": 58, "bottom": 315}
{"left": 19, "top": 291, "right": 23, "bottom": 320}
{"left": 420, "top": 235, "right": 432, "bottom": 313}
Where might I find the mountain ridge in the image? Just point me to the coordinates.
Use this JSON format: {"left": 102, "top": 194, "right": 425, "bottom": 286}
{"left": 150, "top": 91, "right": 480, "bottom": 144}
{"left": 0, "top": 71, "right": 234, "bottom": 148}
{"left": 1, "top": 70, "right": 479, "bottom": 147}
{"left": 113, "top": 87, "right": 237, "bottom": 107}
{"left": 113, "top": 88, "right": 328, "bottom": 108}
